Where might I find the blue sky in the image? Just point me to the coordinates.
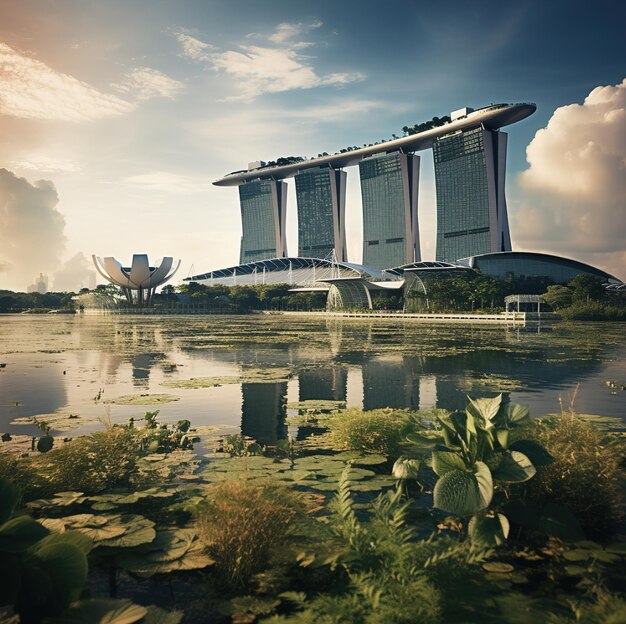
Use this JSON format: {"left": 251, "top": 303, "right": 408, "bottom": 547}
{"left": 0, "top": 0, "right": 624, "bottom": 289}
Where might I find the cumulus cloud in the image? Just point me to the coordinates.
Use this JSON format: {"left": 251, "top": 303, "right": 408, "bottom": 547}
{"left": 176, "top": 22, "right": 365, "bottom": 100}
{"left": 0, "top": 42, "right": 132, "bottom": 121}
{"left": 513, "top": 78, "right": 626, "bottom": 279}
{"left": 114, "top": 67, "right": 184, "bottom": 101}
{"left": 53, "top": 252, "right": 96, "bottom": 292}
{"left": 0, "top": 168, "right": 66, "bottom": 290}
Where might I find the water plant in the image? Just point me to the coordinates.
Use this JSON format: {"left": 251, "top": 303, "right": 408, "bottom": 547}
{"left": 524, "top": 410, "right": 624, "bottom": 538}
{"left": 197, "top": 481, "right": 309, "bottom": 589}
{"left": 324, "top": 407, "right": 415, "bottom": 455}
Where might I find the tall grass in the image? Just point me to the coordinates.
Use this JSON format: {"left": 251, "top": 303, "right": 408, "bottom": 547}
{"left": 325, "top": 408, "right": 413, "bottom": 455}
{"left": 197, "top": 481, "right": 308, "bottom": 589}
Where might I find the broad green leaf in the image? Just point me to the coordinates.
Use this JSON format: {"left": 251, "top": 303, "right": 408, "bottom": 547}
{"left": 508, "top": 440, "right": 553, "bottom": 467}
{"left": 28, "top": 542, "right": 88, "bottom": 604}
{"left": 433, "top": 462, "right": 493, "bottom": 515}
{"left": 467, "top": 395, "right": 502, "bottom": 425}
{"left": 53, "top": 599, "right": 148, "bottom": 624}
{"left": 0, "top": 478, "right": 20, "bottom": 524}
{"left": 493, "top": 451, "right": 536, "bottom": 483}
{"left": 431, "top": 450, "right": 466, "bottom": 476}
{"left": 496, "top": 429, "right": 509, "bottom": 449}
{"left": 469, "top": 513, "right": 510, "bottom": 547}
{"left": 35, "top": 531, "right": 93, "bottom": 555}
{"left": 391, "top": 457, "right": 420, "bottom": 480}
{"left": 0, "top": 515, "right": 49, "bottom": 552}
{"left": 503, "top": 403, "right": 530, "bottom": 425}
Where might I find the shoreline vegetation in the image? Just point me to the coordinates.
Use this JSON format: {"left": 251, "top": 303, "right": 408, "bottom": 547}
{"left": 1, "top": 395, "right": 625, "bottom": 623}
{"left": 1, "top": 273, "right": 623, "bottom": 320}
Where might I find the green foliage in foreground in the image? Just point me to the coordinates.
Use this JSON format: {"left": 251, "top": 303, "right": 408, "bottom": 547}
{"left": 1, "top": 399, "right": 625, "bottom": 623}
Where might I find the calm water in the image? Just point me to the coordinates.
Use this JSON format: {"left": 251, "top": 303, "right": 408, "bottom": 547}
{"left": 0, "top": 314, "right": 625, "bottom": 443}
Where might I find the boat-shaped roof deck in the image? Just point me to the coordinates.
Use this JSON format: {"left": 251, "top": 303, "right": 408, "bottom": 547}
{"left": 213, "top": 102, "right": 536, "bottom": 187}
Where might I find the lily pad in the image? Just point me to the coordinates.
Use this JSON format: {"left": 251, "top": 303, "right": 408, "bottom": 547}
{"left": 104, "top": 394, "right": 180, "bottom": 406}
{"left": 116, "top": 528, "right": 214, "bottom": 577}
{"left": 162, "top": 368, "right": 292, "bottom": 389}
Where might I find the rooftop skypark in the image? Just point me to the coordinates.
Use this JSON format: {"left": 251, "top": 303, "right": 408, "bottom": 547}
{"left": 211, "top": 102, "right": 536, "bottom": 270}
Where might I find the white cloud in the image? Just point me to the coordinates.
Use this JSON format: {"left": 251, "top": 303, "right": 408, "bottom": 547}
{"left": 513, "top": 78, "right": 626, "bottom": 279}
{"left": 0, "top": 168, "right": 66, "bottom": 290}
{"left": 0, "top": 42, "right": 132, "bottom": 122}
{"left": 211, "top": 45, "right": 365, "bottom": 100}
{"left": 114, "top": 67, "right": 184, "bottom": 101}
{"left": 176, "top": 22, "right": 365, "bottom": 100}
{"left": 268, "top": 20, "right": 322, "bottom": 46}
{"left": 123, "top": 171, "right": 210, "bottom": 194}
{"left": 176, "top": 33, "right": 214, "bottom": 61}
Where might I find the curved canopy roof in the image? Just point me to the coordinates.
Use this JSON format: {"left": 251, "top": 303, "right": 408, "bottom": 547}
{"left": 214, "top": 102, "right": 536, "bottom": 187}
{"left": 386, "top": 261, "right": 472, "bottom": 276}
{"left": 185, "top": 257, "right": 389, "bottom": 282}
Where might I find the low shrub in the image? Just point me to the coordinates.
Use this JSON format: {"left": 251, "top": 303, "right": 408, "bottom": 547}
{"left": 197, "top": 481, "right": 308, "bottom": 588}
{"left": 33, "top": 426, "right": 142, "bottom": 495}
{"left": 325, "top": 408, "right": 414, "bottom": 455}
{"left": 525, "top": 412, "right": 624, "bottom": 538}
{"left": 557, "top": 302, "right": 626, "bottom": 321}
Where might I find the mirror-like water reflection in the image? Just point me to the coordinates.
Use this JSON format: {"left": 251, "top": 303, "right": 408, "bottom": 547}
{"left": 1, "top": 315, "right": 624, "bottom": 439}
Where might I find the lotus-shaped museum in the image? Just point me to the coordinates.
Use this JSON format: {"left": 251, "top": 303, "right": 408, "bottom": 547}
{"left": 92, "top": 254, "right": 181, "bottom": 306}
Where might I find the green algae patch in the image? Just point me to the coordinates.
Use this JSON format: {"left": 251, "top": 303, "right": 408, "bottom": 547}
{"left": 286, "top": 399, "right": 346, "bottom": 412}
{"left": 162, "top": 368, "right": 292, "bottom": 389}
{"left": 104, "top": 393, "right": 180, "bottom": 405}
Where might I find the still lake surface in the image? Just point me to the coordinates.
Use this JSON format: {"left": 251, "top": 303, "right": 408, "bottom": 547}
{"left": 0, "top": 314, "right": 624, "bottom": 442}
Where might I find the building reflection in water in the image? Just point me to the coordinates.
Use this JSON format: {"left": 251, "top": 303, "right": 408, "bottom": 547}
{"left": 362, "top": 356, "right": 419, "bottom": 410}
{"left": 296, "top": 366, "right": 347, "bottom": 440}
{"left": 240, "top": 382, "right": 288, "bottom": 445}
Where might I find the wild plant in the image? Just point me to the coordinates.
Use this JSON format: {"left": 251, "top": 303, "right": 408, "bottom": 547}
{"left": 401, "top": 394, "right": 553, "bottom": 546}
{"left": 197, "top": 481, "right": 308, "bottom": 589}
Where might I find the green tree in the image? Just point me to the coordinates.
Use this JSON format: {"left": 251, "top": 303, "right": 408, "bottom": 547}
{"left": 569, "top": 274, "right": 606, "bottom": 303}
{"left": 542, "top": 284, "right": 573, "bottom": 309}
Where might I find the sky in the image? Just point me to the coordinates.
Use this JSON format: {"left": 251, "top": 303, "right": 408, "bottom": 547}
{"left": 0, "top": 0, "right": 624, "bottom": 291}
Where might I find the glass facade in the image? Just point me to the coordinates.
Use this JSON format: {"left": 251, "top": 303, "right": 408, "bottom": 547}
{"left": 359, "top": 152, "right": 418, "bottom": 270}
{"left": 467, "top": 252, "right": 615, "bottom": 283}
{"left": 433, "top": 128, "right": 494, "bottom": 262}
{"left": 295, "top": 166, "right": 346, "bottom": 261}
{"left": 238, "top": 179, "right": 285, "bottom": 263}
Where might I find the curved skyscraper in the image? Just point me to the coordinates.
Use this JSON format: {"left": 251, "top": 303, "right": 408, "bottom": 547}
{"left": 433, "top": 126, "right": 511, "bottom": 262}
{"left": 359, "top": 152, "right": 420, "bottom": 270}
{"left": 213, "top": 102, "right": 535, "bottom": 269}
{"left": 294, "top": 166, "right": 347, "bottom": 261}
{"left": 238, "top": 178, "right": 287, "bottom": 263}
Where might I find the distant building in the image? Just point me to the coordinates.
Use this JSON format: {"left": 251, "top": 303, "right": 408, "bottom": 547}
{"left": 27, "top": 273, "right": 48, "bottom": 294}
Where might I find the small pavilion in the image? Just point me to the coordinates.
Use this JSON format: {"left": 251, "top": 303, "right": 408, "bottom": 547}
{"left": 504, "top": 294, "right": 544, "bottom": 314}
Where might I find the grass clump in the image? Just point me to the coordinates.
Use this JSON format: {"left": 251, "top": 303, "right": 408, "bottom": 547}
{"left": 197, "top": 481, "right": 308, "bottom": 589}
{"left": 325, "top": 408, "right": 414, "bottom": 455}
{"left": 525, "top": 411, "right": 624, "bottom": 538}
